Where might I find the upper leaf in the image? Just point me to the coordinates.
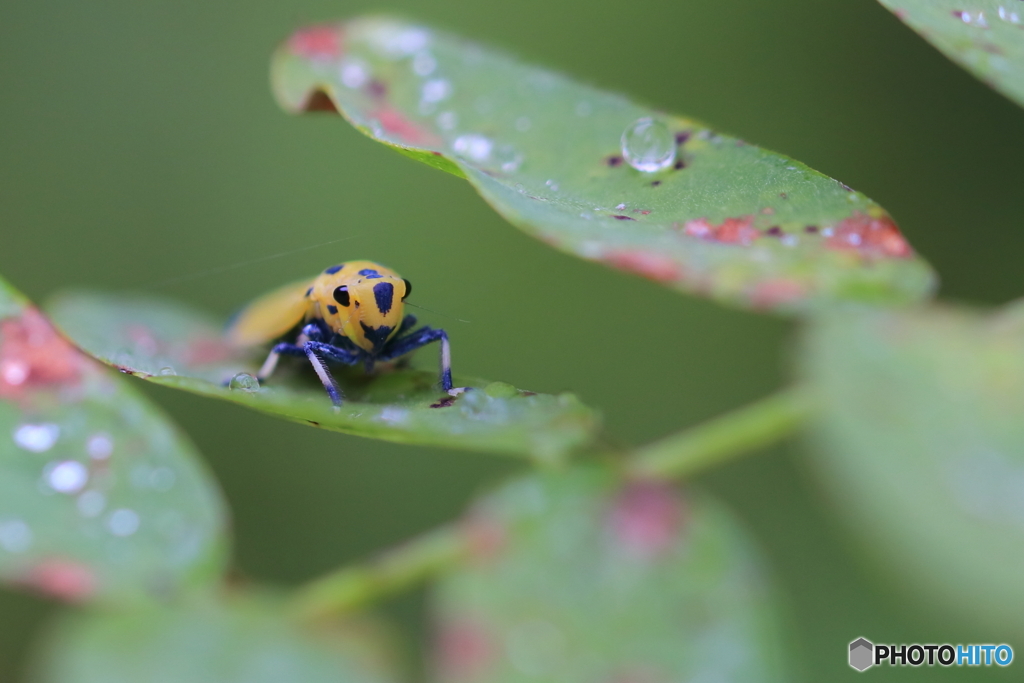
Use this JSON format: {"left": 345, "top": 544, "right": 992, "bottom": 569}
{"left": 0, "top": 278, "right": 227, "bottom": 604}
{"left": 33, "top": 592, "right": 402, "bottom": 683}
{"left": 46, "top": 291, "right": 599, "bottom": 463}
{"left": 879, "top": 0, "right": 1024, "bottom": 109}
{"left": 431, "top": 467, "right": 791, "bottom": 682}
{"left": 271, "top": 16, "right": 936, "bottom": 314}
{"left": 802, "top": 301, "right": 1024, "bottom": 636}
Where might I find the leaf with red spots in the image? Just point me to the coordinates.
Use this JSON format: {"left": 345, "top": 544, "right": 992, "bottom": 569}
{"left": 879, "top": 0, "right": 1024, "bottom": 109}
{"left": 271, "top": 16, "right": 935, "bottom": 314}
{"left": 802, "top": 301, "right": 1024, "bottom": 637}
{"left": 46, "top": 292, "right": 598, "bottom": 463}
{"left": 33, "top": 593, "right": 401, "bottom": 683}
{"left": 431, "top": 468, "right": 792, "bottom": 683}
{"left": 0, "top": 277, "right": 228, "bottom": 605}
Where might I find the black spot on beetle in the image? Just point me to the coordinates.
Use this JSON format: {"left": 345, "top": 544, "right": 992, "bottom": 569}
{"left": 325, "top": 264, "right": 343, "bottom": 274}
{"left": 359, "top": 268, "right": 383, "bottom": 279}
{"left": 766, "top": 226, "right": 783, "bottom": 237}
{"left": 360, "top": 322, "right": 393, "bottom": 352}
{"left": 305, "top": 287, "right": 313, "bottom": 297}
{"left": 607, "top": 155, "right": 623, "bottom": 167}
{"left": 333, "top": 286, "right": 350, "bottom": 307}
{"left": 651, "top": 180, "right": 662, "bottom": 187}
{"left": 675, "top": 131, "right": 691, "bottom": 145}
{"left": 613, "top": 215, "right": 635, "bottom": 221}
{"left": 373, "top": 281, "right": 395, "bottom": 315}
{"left": 673, "top": 159, "right": 685, "bottom": 170}
{"left": 327, "top": 304, "right": 338, "bottom": 315}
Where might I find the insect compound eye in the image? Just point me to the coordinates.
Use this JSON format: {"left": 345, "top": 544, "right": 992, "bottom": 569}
{"left": 402, "top": 279, "right": 412, "bottom": 301}
{"left": 332, "top": 286, "right": 351, "bottom": 307}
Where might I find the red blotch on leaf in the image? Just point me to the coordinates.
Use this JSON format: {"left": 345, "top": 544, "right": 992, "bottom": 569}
{"left": 373, "top": 106, "right": 441, "bottom": 146}
{"left": 181, "top": 336, "right": 235, "bottom": 366}
{"left": 682, "top": 216, "right": 759, "bottom": 246}
{"left": 609, "top": 481, "right": 685, "bottom": 560}
{"left": 0, "top": 308, "right": 83, "bottom": 399}
{"left": 288, "top": 25, "right": 342, "bottom": 60}
{"left": 604, "top": 250, "right": 682, "bottom": 283}
{"left": 826, "top": 212, "right": 912, "bottom": 258}
{"left": 25, "top": 560, "right": 96, "bottom": 602}
{"left": 434, "top": 617, "right": 497, "bottom": 682}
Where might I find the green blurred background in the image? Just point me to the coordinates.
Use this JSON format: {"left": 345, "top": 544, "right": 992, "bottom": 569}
{"left": 1, "top": 0, "right": 1022, "bottom": 680}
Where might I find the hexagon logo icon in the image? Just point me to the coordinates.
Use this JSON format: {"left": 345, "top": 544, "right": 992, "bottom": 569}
{"left": 849, "top": 637, "right": 874, "bottom": 671}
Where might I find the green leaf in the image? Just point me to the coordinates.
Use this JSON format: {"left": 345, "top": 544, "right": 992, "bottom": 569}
{"left": 46, "top": 291, "right": 599, "bottom": 463}
{"left": 879, "top": 0, "right": 1024, "bottom": 109}
{"left": 271, "top": 16, "right": 935, "bottom": 314}
{"left": 802, "top": 301, "right": 1024, "bottom": 636}
{"left": 32, "top": 593, "right": 402, "bottom": 683}
{"left": 0, "top": 278, "right": 227, "bottom": 604}
{"left": 430, "top": 467, "right": 791, "bottom": 682}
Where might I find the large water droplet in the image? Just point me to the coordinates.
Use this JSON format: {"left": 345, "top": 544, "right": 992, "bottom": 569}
{"left": 621, "top": 117, "right": 676, "bottom": 173}
{"left": 158, "top": 366, "right": 176, "bottom": 376}
{"left": 13, "top": 423, "right": 60, "bottom": 453}
{"left": 47, "top": 461, "right": 89, "bottom": 494}
{"left": 228, "top": 373, "right": 260, "bottom": 392}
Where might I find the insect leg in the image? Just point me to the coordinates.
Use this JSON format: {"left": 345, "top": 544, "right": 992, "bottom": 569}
{"left": 256, "top": 342, "right": 307, "bottom": 382}
{"left": 378, "top": 327, "right": 453, "bottom": 392}
{"left": 303, "top": 341, "right": 362, "bottom": 406}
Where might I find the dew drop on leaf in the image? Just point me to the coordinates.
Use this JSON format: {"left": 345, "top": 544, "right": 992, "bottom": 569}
{"left": 228, "top": 373, "right": 260, "bottom": 392}
{"left": 620, "top": 117, "right": 676, "bottom": 173}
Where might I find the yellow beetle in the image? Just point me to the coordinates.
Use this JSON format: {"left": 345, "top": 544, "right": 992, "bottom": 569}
{"left": 227, "top": 260, "right": 454, "bottom": 406}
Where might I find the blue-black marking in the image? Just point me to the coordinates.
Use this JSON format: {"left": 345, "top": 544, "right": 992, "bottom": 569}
{"left": 360, "top": 322, "right": 393, "bottom": 353}
{"left": 327, "top": 305, "right": 338, "bottom": 315}
{"left": 358, "top": 268, "right": 383, "bottom": 279}
{"left": 373, "top": 282, "right": 394, "bottom": 315}
{"left": 325, "top": 264, "right": 344, "bottom": 274}
{"left": 305, "top": 287, "right": 313, "bottom": 297}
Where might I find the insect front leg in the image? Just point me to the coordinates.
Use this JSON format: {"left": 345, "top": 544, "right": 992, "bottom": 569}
{"left": 304, "top": 341, "right": 362, "bottom": 407}
{"left": 378, "top": 326, "right": 455, "bottom": 393}
{"left": 256, "top": 342, "right": 308, "bottom": 383}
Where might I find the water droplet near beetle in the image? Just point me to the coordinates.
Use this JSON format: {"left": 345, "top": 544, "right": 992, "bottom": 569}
{"left": 47, "top": 461, "right": 89, "bottom": 494}
{"left": 228, "top": 373, "right": 260, "bottom": 392}
{"left": 159, "top": 366, "right": 176, "bottom": 376}
{"left": 13, "top": 423, "right": 60, "bottom": 453}
{"left": 494, "top": 145, "right": 523, "bottom": 173}
{"left": 452, "top": 134, "right": 493, "bottom": 162}
{"left": 621, "top": 118, "right": 676, "bottom": 173}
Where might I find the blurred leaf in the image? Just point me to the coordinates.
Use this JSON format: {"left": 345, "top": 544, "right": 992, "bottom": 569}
{"left": 430, "top": 467, "right": 791, "bottom": 683}
{"left": 802, "top": 301, "right": 1024, "bottom": 636}
{"left": 271, "top": 16, "right": 935, "bottom": 315}
{"left": 33, "top": 593, "right": 402, "bottom": 683}
{"left": 46, "top": 292, "right": 599, "bottom": 462}
{"left": 0, "top": 278, "right": 227, "bottom": 604}
{"left": 879, "top": 0, "right": 1024, "bottom": 109}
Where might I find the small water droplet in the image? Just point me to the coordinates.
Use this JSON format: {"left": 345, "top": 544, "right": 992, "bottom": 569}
{"left": 621, "top": 117, "right": 676, "bottom": 173}
{"left": 76, "top": 491, "right": 106, "bottom": 518}
{"left": 514, "top": 183, "right": 525, "bottom": 193}
{"left": 0, "top": 520, "right": 32, "bottom": 553}
{"left": 436, "top": 111, "right": 458, "bottom": 130}
{"left": 158, "top": 366, "right": 176, "bottom": 376}
{"left": 421, "top": 78, "right": 452, "bottom": 103}
{"left": 412, "top": 50, "right": 436, "bottom": 76}
{"left": 339, "top": 59, "right": 369, "bottom": 89}
{"left": 108, "top": 509, "right": 140, "bottom": 537}
{"left": 494, "top": 145, "right": 523, "bottom": 173}
{"left": 228, "top": 373, "right": 260, "bottom": 392}
{"left": 47, "top": 461, "right": 89, "bottom": 494}
{"left": 615, "top": 203, "right": 627, "bottom": 210}
{"left": 545, "top": 179, "right": 559, "bottom": 191}
{"left": 86, "top": 433, "right": 113, "bottom": 460}
{"left": 515, "top": 116, "right": 531, "bottom": 132}
{"left": 13, "top": 423, "right": 60, "bottom": 453}
{"left": 452, "top": 134, "right": 493, "bottom": 162}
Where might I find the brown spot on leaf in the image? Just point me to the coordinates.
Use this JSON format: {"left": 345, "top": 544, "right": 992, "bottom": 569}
{"left": 288, "top": 25, "right": 343, "bottom": 60}
{"left": 612, "top": 215, "right": 634, "bottom": 221}
{"left": 606, "top": 155, "right": 623, "bottom": 167}
{"left": 682, "top": 216, "right": 759, "bottom": 246}
{"left": 302, "top": 90, "right": 340, "bottom": 113}
{"left": 434, "top": 617, "right": 497, "bottom": 682}
{"left": 604, "top": 250, "right": 682, "bottom": 283}
{"left": 825, "top": 212, "right": 912, "bottom": 258}
{"left": 430, "top": 395, "right": 457, "bottom": 408}
{"left": 609, "top": 481, "right": 685, "bottom": 560}
{"left": 0, "top": 308, "right": 84, "bottom": 399}
{"left": 674, "top": 131, "right": 691, "bottom": 145}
